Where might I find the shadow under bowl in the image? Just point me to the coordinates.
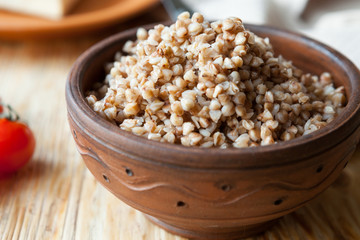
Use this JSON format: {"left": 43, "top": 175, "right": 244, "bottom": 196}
{"left": 65, "top": 23, "right": 360, "bottom": 239}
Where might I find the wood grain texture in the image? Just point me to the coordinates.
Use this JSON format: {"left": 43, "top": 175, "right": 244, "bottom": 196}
{"left": 1, "top": 4, "right": 360, "bottom": 240}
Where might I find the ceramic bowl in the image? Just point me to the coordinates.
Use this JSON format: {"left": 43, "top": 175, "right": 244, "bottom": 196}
{"left": 65, "top": 23, "right": 360, "bottom": 239}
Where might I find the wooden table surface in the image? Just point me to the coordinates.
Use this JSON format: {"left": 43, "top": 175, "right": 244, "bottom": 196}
{"left": 1, "top": 3, "right": 360, "bottom": 240}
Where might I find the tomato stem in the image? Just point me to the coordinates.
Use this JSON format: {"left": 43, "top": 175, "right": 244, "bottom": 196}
{"left": 0, "top": 102, "right": 20, "bottom": 121}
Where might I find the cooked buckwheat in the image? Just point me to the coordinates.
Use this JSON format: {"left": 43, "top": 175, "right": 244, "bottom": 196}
{"left": 87, "top": 12, "right": 346, "bottom": 148}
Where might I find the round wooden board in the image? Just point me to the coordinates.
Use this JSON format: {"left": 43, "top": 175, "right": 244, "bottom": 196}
{"left": 0, "top": 0, "right": 159, "bottom": 40}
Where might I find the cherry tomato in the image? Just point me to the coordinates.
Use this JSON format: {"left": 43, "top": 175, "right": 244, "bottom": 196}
{"left": 0, "top": 118, "right": 35, "bottom": 174}
{"left": 0, "top": 105, "right": 3, "bottom": 114}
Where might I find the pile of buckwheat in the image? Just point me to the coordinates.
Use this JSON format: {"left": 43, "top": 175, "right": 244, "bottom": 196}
{"left": 86, "top": 12, "right": 346, "bottom": 148}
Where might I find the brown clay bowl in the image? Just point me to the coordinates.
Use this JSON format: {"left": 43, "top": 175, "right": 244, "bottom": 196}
{"left": 65, "top": 23, "right": 360, "bottom": 239}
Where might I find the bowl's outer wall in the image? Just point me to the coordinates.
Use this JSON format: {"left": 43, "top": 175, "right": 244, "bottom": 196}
{"left": 69, "top": 113, "right": 356, "bottom": 225}
{"left": 66, "top": 23, "right": 360, "bottom": 239}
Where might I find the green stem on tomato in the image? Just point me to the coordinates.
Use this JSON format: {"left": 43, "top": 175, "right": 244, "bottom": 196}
{"left": 0, "top": 103, "right": 20, "bottom": 121}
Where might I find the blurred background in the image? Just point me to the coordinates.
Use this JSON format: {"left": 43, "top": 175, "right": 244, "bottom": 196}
{"left": 1, "top": 0, "right": 360, "bottom": 68}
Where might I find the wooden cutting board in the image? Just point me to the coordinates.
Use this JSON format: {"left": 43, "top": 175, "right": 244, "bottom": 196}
{"left": 0, "top": 4, "right": 359, "bottom": 240}
{"left": 0, "top": 0, "right": 159, "bottom": 40}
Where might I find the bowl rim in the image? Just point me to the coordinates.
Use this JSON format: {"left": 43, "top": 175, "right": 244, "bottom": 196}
{"left": 66, "top": 22, "right": 360, "bottom": 169}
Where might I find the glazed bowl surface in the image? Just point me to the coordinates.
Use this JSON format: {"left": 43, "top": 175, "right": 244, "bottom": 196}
{"left": 66, "top": 23, "right": 360, "bottom": 239}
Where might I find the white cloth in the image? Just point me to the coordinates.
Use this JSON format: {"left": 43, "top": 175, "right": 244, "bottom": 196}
{"left": 183, "top": 0, "right": 360, "bottom": 67}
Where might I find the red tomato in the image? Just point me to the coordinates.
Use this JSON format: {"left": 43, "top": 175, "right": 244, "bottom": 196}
{"left": 0, "top": 105, "right": 3, "bottom": 114}
{"left": 0, "top": 118, "right": 35, "bottom": 174}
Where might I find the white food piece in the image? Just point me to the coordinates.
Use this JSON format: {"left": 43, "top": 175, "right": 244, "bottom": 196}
{"left": 0, "top": 0, "right": 80, "bottom": 19}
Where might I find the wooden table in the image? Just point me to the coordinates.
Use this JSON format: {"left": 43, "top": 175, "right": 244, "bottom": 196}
{"left": 1, "top": 4, "right": 360, "bottom": 240}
